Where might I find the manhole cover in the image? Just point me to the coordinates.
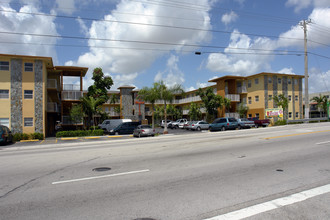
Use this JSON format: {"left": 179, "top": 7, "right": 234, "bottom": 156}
{"left": 92, "top": 167, "right": 111, "bottom": 172}
{"left": 276, "top": 169, "right": 284, "bottom": 172}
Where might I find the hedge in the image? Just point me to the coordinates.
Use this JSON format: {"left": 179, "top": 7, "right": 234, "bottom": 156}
{"left": 56, "top": 129, "right": 104, "bottom": 138}
{"left": 13, "top": 132, "right": 44, "bottom": 142}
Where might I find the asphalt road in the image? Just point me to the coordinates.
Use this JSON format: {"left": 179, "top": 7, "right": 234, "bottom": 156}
{"left": 0, "top": 123, "right": 330, "bottom": 220}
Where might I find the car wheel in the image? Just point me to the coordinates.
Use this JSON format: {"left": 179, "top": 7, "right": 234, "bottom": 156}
{"left": 138, "top": 133, "right": 141, "bottom": 138}
{"left": 115, "top": 132, "right": 119, "bottom": 135}
{"left": 238, "top": 125, "right": 241, "bottom": 130}
{"left": 256, "top": 124, "right": 259, "bottom": 128}
{"left": 196, "top": 127, "right": 201, "bottom": 131}
{"left": 221, "top": 126, "right": 226, "bottom": 131}
{"left": 175, "top": 125, "right": 179, "bottom": 129}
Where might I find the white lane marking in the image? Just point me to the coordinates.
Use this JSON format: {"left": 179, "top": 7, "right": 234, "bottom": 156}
{"left": 204, "top": 184, "right": 330, "bottom": 220}
{"left": 52, "top": 169, "right": 150, "bottom": 185}
{"left": 316, "top": 140, "right": 330, "bottom": 145}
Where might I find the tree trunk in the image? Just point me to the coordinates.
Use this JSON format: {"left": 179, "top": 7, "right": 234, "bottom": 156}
{"left": 164, "top": 101, "right": 168, "bottom": 134}
{"left": 151, "top": 103, "right": 155, "bottom": 130}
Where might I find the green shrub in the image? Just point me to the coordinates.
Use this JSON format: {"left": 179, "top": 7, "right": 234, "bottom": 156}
{"left": 274, "top": 120, "right": 287, "bottom": 126}
{"left": 22, "top": 133, "right": 30, "bottom": 140}
{"left": 33, "top": 132, "right": 44, "bottom": 140}
{"left": 90, "top": 126, "right": 99, "bottom": 130}
{"left": 13, "top": 133, "right": 23, "bottom": 142}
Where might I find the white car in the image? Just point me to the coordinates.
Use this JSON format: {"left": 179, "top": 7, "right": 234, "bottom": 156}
{"left": 171, "top": 119, "right": 188, "bottom": 129}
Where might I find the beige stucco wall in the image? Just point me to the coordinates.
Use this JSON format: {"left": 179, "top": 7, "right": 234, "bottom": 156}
{"left": 22, "top": 59, "right": 35, "bottom": 134}
{"left": 0, "top": 57, "right": 11, "bottom": 128}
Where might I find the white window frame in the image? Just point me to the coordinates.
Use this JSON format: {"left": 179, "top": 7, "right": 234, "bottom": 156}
{"left": 289, "top": 112, "right": 292, "bottom": 118}
{"left": 24, "top": 90, "right": 33, "bottom": 99}
{"left": 255, "top": 96, "right": 259, "bottom": 102}
{"left": 295, "top": 95, "right": 298, "bottom": 101}
{"left": 24, "top": 117, "right": 33, "bottom": 127}
{"left": 278, "top": 78, "right": 282, "bottom": 84}
{"left": 268, "top": 77, "right": 272, "bottom": 83}
{"left": 296, "top": 112, "right": 299, "bottom": 118}
{"left": 255, "top": 78, "right": 259, "bottom": 85}
{"left": 24, "top": 62, "right": 33, "bottom": 72}
{"left": 0, "top": 61, "right": 9, "bottom": 71}
{"left": 248, "top": 97, "right": 252, "bottom": 104}
{"left": 248, "top": 80, "right": 251, "bottom": 88}
{"left": 288, "top": 95, "right": 292, "bottom": 101}
{"left": 0, "top": 90, "right": 9, "bottom": 99}
{"left": 288, "top": 78, "right": 292, "bottom": 84}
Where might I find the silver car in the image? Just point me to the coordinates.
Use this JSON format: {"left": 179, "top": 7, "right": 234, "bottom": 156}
{"left": 190, "top": 121, "right": 210, "bottom": 131}
{"left": 237, "top": 118, "right": 255, "bottom": 129}
{"left": 133, "top": 125, "right": 155, "bottom": 137}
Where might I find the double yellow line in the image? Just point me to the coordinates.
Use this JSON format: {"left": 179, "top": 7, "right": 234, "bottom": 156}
{"left": 264, "top": 130, "right": 330, "bottom": 140}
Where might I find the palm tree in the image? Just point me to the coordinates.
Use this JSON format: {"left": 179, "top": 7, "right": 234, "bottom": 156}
{"left": 81, "top": 96, "right": 104, "bottom": 129}
{"left": 188, "top": 102, "right": 202, "bottom": 121}
{"left": 153, "top": 81, "right": 184, "bottom": 134}
{"left": 137, "top": 86, "right": 159, "bottom": 129}
{"left": 271, "top": 94, "right": 288, "bottom": 120}
{"left": 311, "top": 95, "right": 328, "bottom": 117}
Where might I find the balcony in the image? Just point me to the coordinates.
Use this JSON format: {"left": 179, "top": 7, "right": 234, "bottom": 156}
{"left": 47, "top": 79, "right": 58, "bottom": 89}
{"left": 179, "top": 96, "right": 202, "bottom": 104}
{"left": 47, "top": 102, "right": 60, "bottom": 112}
{"left": 182, "top": 107, "right": 206, "bottom": 115}
{"left": 225, "top": 112, "right": 240, "bottom": 118}
{"left": 225, "top": 94, "right": 240, "bottom": 102}
{"left": 237, "top": 86, "right": 247, "bottom": 94}
{"left": 63, "top": 84, "right": 80, "bottom": 91}
{"left": 62, "top": 91, "right": 83, "bottom": 101}
{"left": 105, "top": 111, "right": 120, "bottom": 117}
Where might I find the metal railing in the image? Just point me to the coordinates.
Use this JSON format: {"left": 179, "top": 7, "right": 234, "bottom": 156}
{"left": 47, "top": 79, "right": 58, "bottom": 89}
{"left": 63, "top": 84, "right": 80, "bottom": 91}
{"left": 105, "top": 111, "right": 120, "bottom": 117}
{"left": 62, "top": 91, "right": 83, "bottom": 100}
{"left": 289, "top": 117, "right": 329, "bottom": 123}
{"left": 47, "top": 102, "right": 60, "bottom": 112}
{"left": 237, "top": 87, "right": 247, "bottom": 93}
{"left": 225, "top": 94, "right": 240, "bottom": 102}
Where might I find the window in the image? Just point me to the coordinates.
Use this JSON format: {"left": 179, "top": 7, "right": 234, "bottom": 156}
{"left": 268, "top": 95, "right": 272, "bottom": 100}
{"left": 0, "top": 90, "right": 9, "bottom": 99}
{"left": 288, "top": 95, "right": 292, "bottom": 101}
{"left": 24, "top": 117, "right": 33, "bottom": 127}
{"left": 278, "top": 78, "right": 282, "bottom": 84}
{"left": 248, "top": 97, "right": 252, "bottom": 104}
{"left": 105, "top": 107, "right": 109, "bottom": 112}
{"left": 248, "top": 114, "right": 252, "bottom": 118}
{"left": 24, "top": 90, "right": 33, "bottom": 99}
{"left": 255, "top": 96, "right": 259, "bottom": 102}
{"left": 255, "top": 78, "right": 259, "bottom": 84}
{"left": 24, "top": 63, "right": 33, "bottom": 72}
{"left": 268, "top": 77, "right": 272, "bottom": 83}
{"left": 248, "top": 80, "right": 251, "bottom": 88}
{"left": 294, "top": 79, "right": 298, "bottom": 85}
{"left": 289, "top": 112, "right": 292, "bottom": 118}
{"left": 295, "top": 95, "right": 298, "bottom": 101}
{"left": 296, "top": 112, "right": 299, "bottom": 118}
{"left": 0, "top": 61, "right": 9, "bottom": 71}
{"left": 288, "top": 78, "right": 292, "bottom": 84}
{"left": 0, "top": 118, "right": 9, "bottom": 127}
{"left": 255, "top": 113, "right": 259, "bottom": 118}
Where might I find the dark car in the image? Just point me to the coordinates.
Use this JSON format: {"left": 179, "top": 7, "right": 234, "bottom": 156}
{"left": 109, "top": 122, "right": 141, "bottom": 135}
{"left": 209, "top": 117, "right": 238, "bottom": 131}
{"left": 133, "top": 125, "right": 155, "bottom": 137}
{"left": 0, "top": 125, "right": 13, "bottom": 144}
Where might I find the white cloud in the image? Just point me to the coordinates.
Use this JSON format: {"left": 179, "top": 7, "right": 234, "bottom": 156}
{"left": 67, "top": 0, "right": 213, "bottom": 88}
{"left": 0, "top": 3, "right": 58, "bottom": 59}
{"left": 55, "top": 0, "right": 76, "bottom": 14}
{"left": 278, "top": 67, "right": 296, "bottom": 75}
{"left": 154, "top": 54, "right": 185, "bottom": 87}
{"left": 309, "top": 68, "right": 330, "bottom": 93}
{"left": 286, "top": 0, "right": 330, "bottom": 12}
{"left": 221, "top": 11, "right": 238, "bottom": 25}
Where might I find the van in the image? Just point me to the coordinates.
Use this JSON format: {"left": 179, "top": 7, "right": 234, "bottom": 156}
{"left": 109, "top": 122, "right": 141, "bottom": 135}
{"left": 98, "top": 119, "right": 132, "bottom": 133}
{"left": 209, "top": 117, "right": 238, "bottom": 131}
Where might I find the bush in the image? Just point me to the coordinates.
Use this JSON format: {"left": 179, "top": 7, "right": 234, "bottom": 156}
{"left": 22, "top": 133, "right": 30, "bottom": 140}
{"left": 13, "top": 133, "right": 23, "bottom": 142}
{"left": 274, "top": 120, "right": 287, "bottom": 126}
{"left": 33, "top": 132, "right": 44, "bottom": 140}
{"left": 90, "top": 126, "right": 99, "bottom": 130}
{"left": 56, "top": 129, "right": 104, "bottom": 138}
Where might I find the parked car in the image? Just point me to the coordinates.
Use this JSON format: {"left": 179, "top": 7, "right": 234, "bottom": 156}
{"left": 189, "top": 121, "right": 210, "bottom": 131}
{"left": 237, "top": 118, "right": 255, "bottom": 129}
{"left": 209, "top": 117, "right": 238, "bottom": 131}
{"left": 133, "top": 125, "right": 155, "bottom": 138}
{"left": 109, "top": 122, "right": 141, "bottom": 135}
{"left": 184, "top": 121, "right": 194, "bottom": 130}
{"left": 160, "top": 120, "right": 172, "bottom": 128}
{"left": 248, "top": 117, "right": 270, "bottom": 128}
{"left": 0, "top": 125, "right": 13, "bottom": 144}
{"left": 171, "top": 119, "right": 188, "bottom": 129}
{"left": 99, "top": 119, "right": 132, "bottom": 133}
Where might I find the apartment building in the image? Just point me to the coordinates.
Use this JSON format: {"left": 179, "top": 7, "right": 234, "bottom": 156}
{"left": 1, "top": 53, "right": 305, "bottom": 137}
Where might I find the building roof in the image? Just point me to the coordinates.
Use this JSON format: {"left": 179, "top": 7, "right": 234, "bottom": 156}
{"left": 52, "top": 66, "right": 88, "bottom": 77}
{"left": 0, "top": 53, "right": 54, "bottom": 68}
{"left": 118, "top": 85, "right": 136, "bottom": 89}
{"left": 208, "top": 75, "right": 246, "bottom": 82}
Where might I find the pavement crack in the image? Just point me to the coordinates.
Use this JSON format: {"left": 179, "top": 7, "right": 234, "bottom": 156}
{"left": 0, "top": 156, "right": 100, "bottom": 199}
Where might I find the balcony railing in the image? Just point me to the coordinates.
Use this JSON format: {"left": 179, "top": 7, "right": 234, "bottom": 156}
{"left": 225, "top": 94, "right": 240, "bottom": 102}
{"left": 47, "top": 79, "right": 58, "bottom": 89}
{"left": 63, "top": 84, "right": 80, "bottom": 91}
{"left": 237, "top": 87, "right": 247, "bottom": 93}
{"left": 47, "top": 102, "right": 60, "bottom": 112}
{"left": 225, "top": 112, "right": 240, "bottom": 118}
{"left": 179, "top": 96, "right": 202, "bottom": 104}
{"left": 182, "top": 107, "right": 206, "bottom": 115}
{"left": 62, "top": 116, "right": 83, "bottom": 125}
{"left": 105, "top": 111, "right": 120, "bottom": 117}
{"left": 62, "top": 91, "right": 83, "bottom": 100}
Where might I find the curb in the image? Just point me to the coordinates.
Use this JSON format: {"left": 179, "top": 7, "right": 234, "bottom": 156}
{"left": 20, "top": 139, "right": 40, "bottom": 142}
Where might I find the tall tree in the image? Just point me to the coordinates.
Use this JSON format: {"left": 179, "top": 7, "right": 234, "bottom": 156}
{"left": 137, "top": 86, "right": 159, "bottom": 129}
{"left": 238, "top": 103, "right": 249, "bottom": 118}
{"left": 87, "top": 67, "right": 113, "bottom": 104}
{"left": 154, "top": 81, "right": 184, "bottom": 134}
{"left": 271, "top": 94, "right": 288, "bottom": 120}
{"left": 188, "top": 102, "right": 202, "bottom": 121}
{"left": 311, "top": 95, "right": 328, "bottom": 117}
{"left": 70, "top": 104, "right": 83, "bottom": 130}
{"left": 196, "top": 87, "right": 224, "bottom": 122}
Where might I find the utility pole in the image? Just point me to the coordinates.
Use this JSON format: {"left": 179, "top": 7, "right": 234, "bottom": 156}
{"left": 300, "top": 19, "right": 311, "bottom": 119}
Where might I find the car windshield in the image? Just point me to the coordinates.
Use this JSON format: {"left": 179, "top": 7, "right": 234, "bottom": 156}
{"left": 141, "top": 125, "right": 151, "bottom": 129}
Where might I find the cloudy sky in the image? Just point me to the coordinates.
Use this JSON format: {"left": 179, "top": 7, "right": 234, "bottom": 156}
{"left": 0, "top": 0, "right": 329, "bottom": 93}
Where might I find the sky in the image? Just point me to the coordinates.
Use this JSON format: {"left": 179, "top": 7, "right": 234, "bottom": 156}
{"left": 0, "top": 0, "right": 329, "bottom": 94}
